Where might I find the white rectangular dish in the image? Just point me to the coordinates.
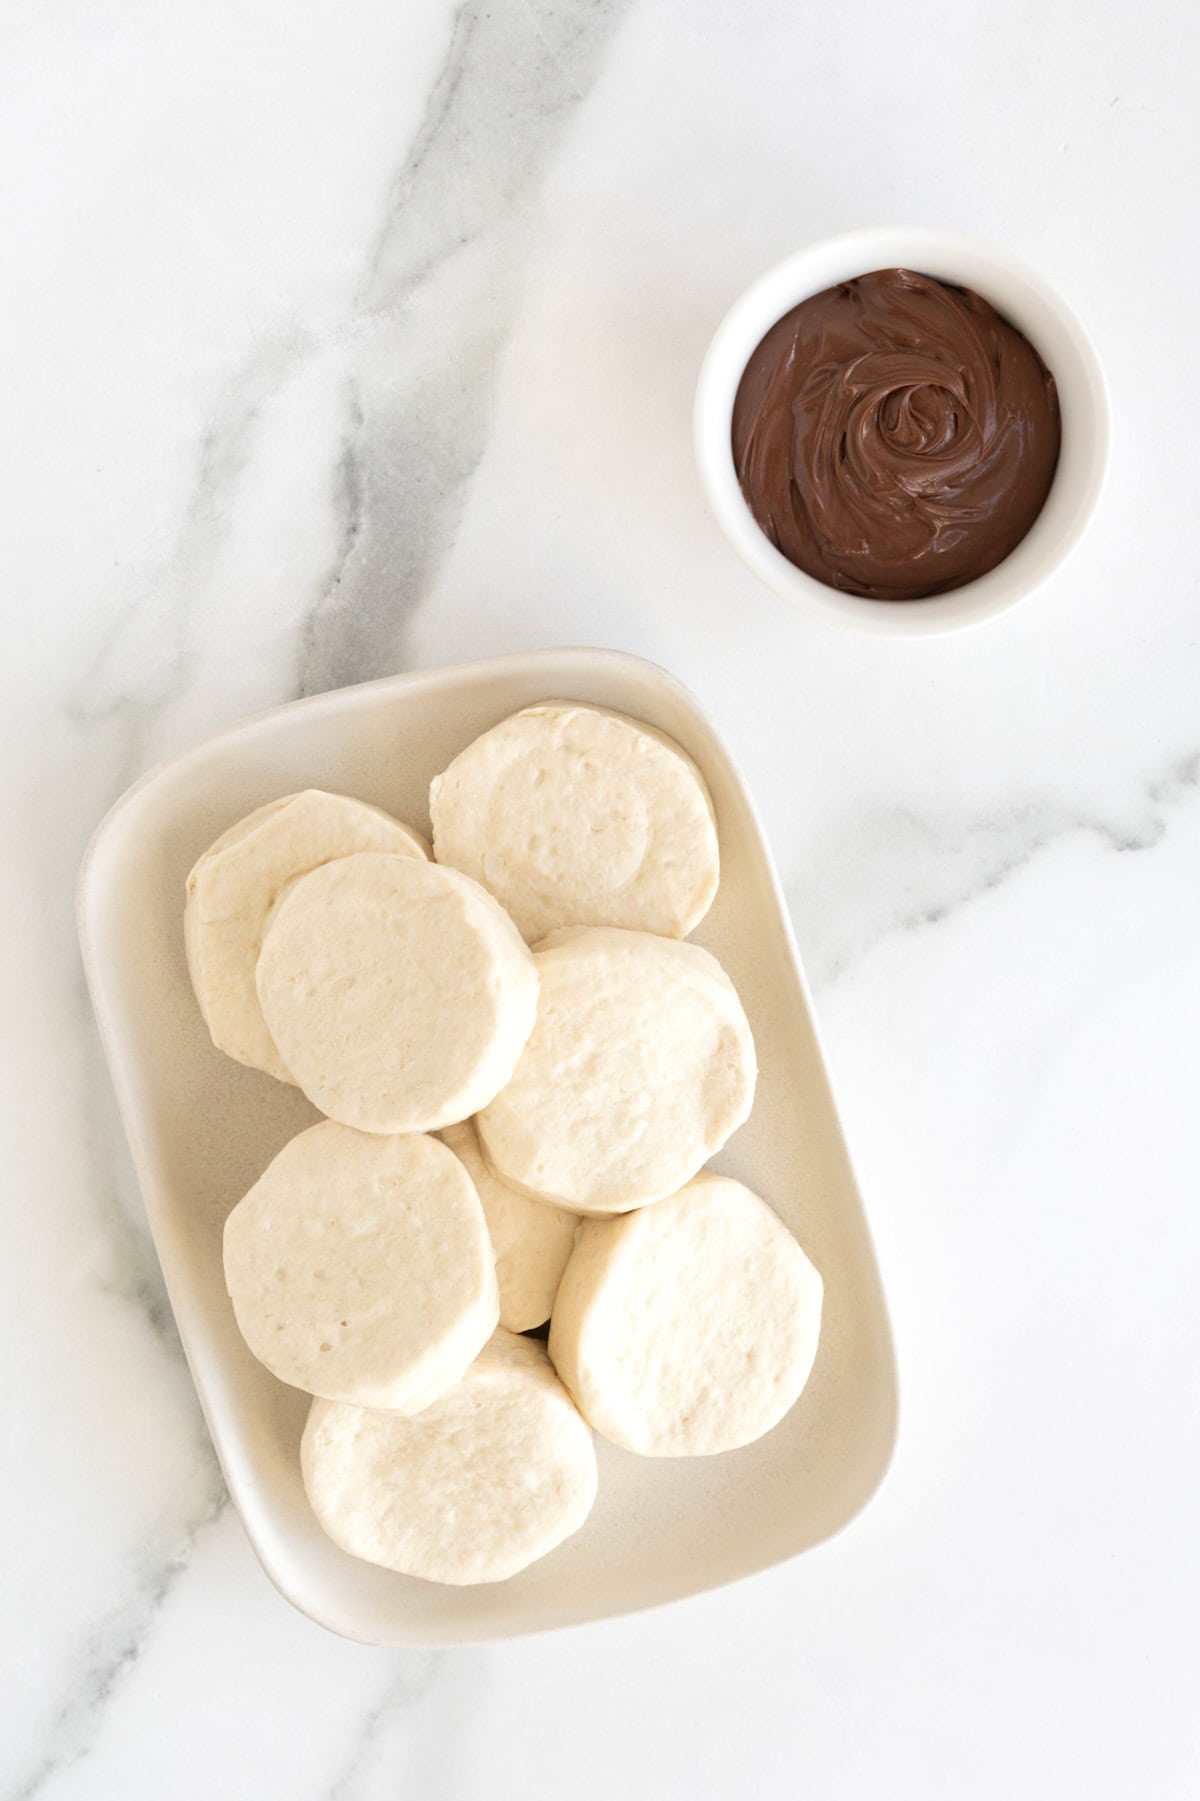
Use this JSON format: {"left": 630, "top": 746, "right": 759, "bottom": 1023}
{"left": 78, "top": 647, "right": 897, "bottom": 1645}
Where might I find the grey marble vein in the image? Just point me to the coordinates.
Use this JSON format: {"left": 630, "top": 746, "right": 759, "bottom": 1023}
{"left": 795, "top": 749, "right": 1200, "bottom": 989}
{"left": 8, "top": 1491, "right": 227, "bottom": 1801}
{"left": 319, "top": 1646, "right": 489, "bottom": 1801}
{"left": 62, "top": 0, "right": 634, "bottom": 787}
{"left": 5, "top": 1014, "right": 225, "bottom": 1800}
{"left": 322, "top": 1657, "right": 444, "bottom": 1801}
{"left": 64, "top": 332, "right": 313, "bottom": 793}
{"left": 297, "top": 0, "right": 635, "bottom": 697}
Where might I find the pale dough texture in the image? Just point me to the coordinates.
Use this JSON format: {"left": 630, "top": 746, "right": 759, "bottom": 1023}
{"left": 301, "top": 1329, "right": 597, "bottom": 1583}
{"left": 429, "top": 703, "right": 719, "bottom": 942}
{"left": 548, "top": 1173, "right": 822, "bottom": 1456}
{"left": 440, "top": 1117, "right": 578, "bottom": 1332}
{"left": 255, "top": 851, "right": 538, "bottom": 1134}
{"left": 476, "top": 926, "right": 756, "bottom": 1213}
{"left": 223, "top": 1122, "right": 498, "bottom": 1411}
{"left": 185, "top": 790, "right": 428, "bottom": 1082}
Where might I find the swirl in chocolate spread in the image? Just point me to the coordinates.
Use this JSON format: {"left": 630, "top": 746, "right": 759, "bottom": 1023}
{"left": 731, "top": 268, "right": 1061, "bottom": 601}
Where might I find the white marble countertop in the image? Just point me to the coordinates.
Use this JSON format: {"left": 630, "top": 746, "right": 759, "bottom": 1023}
{"left": 4, "top": 0, "right": 1198, "bottom": 1794}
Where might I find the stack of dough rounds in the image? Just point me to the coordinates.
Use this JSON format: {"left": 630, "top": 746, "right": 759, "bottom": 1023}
{"left": 548, "top": 1174, "right": 823, "bottom": 1456}
{"left": 185, "top": 789, "right": 428, "bottom": 1081}
{"left": 223, "top": 1122, "right": 498, "bottom": 1412}
{"left": 185, "top": 710, "right": 827, "bottom": 1588}
{"left": 429, "top": 703, "right": 719, "bottom": 942}
{"left": 255, "top": 851, "right": 538, "bottom": 1134}
{"left": 440, "top": 1118, "right": 578, "bottom": 1332}
{"left": 301, "top": 1329, "right": 597, "bottom": 1584}
{"left": 476, "top": 926, "right": 756, "bottom": 1213}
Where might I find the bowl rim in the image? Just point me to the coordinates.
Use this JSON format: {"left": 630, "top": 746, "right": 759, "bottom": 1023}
{"left": 694, "top": 225, "right": 1111, "bottom": 637}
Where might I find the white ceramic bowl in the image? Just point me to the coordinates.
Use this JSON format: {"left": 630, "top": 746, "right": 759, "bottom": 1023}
{"left": 78, "top": 650, "right": 897, "bottom": 1645}
{"left": 695, "top": 227, "right": 1110, "bottom": 636}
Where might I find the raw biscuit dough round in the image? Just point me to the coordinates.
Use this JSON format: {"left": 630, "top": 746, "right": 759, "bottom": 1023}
{"left": 223, "top": 1121, "right": 498, "bottom": 1411}
{"left": 301, "top": 1329, "right": 597, "bottom": 1583}
{"left": 440, "top": 1117, "right": 578, "bottom": 1332}
{"left": 429, "top": 703, "right": 719, "bottom": 942}
{"left": 476, "top": 926, "right": 756, "bottom": 1213}
{"left": 255, "top": 851, "right": 538, "bottom": 1134}
{"left": 185, "top": 789, "right": 429, "bottom": 1082}
{"left": 548, "top": 1173, "right": 823, "bottom": 1456}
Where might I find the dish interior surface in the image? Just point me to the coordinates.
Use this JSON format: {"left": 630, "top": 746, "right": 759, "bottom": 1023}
{"left": 79, "top": 649, "right": 897, "bottom": 1645}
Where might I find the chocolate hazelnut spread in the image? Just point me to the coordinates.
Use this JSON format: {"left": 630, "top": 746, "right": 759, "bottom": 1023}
{"left": 731, "top": 268, "right": 1061, "bottom": 600}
